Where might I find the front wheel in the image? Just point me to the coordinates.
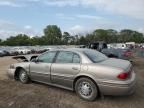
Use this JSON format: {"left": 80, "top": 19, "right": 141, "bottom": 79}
{"left": 19, "top": 69, "right": 29, "bottom": 84}
{"left": 75, "top": 78, "right": 98, "bottom": 101}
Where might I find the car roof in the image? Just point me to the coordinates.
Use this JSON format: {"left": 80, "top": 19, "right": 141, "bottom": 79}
{"left": 49, "top": 48, "right": 99, "bottom": 53}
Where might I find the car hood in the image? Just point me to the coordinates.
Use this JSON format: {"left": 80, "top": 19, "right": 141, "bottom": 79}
{"left": 99, "top": 58, "right": 131, "bottom": 71}
{"left": 13, "top": 54, "right": 39, "bottom": 62}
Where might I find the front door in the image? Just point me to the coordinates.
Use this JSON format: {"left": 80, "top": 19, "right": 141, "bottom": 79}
{"left": 29, "top": 51, "right": 57, "bottom": 83}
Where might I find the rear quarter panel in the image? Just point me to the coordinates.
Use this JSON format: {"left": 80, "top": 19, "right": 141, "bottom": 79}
{"left": 78, "top": 63, "right": 124, "bottom": 84}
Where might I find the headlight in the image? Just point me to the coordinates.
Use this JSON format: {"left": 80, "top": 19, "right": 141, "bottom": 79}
{"left": 10, "top": 64, "right": 15, "bottom": 69}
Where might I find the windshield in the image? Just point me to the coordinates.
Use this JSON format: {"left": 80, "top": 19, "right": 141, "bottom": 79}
{"left": 84, "top": 50, "right": 108, "bottom": 63}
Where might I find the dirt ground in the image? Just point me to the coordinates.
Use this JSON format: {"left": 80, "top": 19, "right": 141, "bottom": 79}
{"left": 0, "top": 56, "right": 144, "bottom": 108}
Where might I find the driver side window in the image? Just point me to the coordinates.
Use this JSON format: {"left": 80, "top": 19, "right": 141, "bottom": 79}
{"left": 38, "top": 51, "right": 56, "bottom": 63}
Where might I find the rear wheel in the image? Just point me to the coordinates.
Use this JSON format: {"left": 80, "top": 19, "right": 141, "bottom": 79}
{"left": 19, "top": 69, "right": 29, "bottom": 84}
{"left": 75, "top": 78, "right": 98, "bottom": 101}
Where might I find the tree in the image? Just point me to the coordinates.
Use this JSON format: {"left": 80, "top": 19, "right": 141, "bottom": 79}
{"left": 131, "top": 31, "right": 144, "bottom": 43}
{"left": 85, "top": 33, "right": 94, "bottom": 43}
{"left": 119, "top": 29, "right": 144, "bottom": 43}
{"left": 68, "top": 36, "right": 75, "bottom": 45}
{"left": 43, "top": 25, "right": 62, "bottom": 45}
{"left": 30, "top": 36, "right": 44, "bottom": 45}
{"left": 75, "top": 35, "right": 79, "bottom": 45}
{"left": 5, "top": 34, "right": 31, "bottom": 46}
{"left": 93, "top": 29, "right": 109, "bottom": 42}
{"left": 79, "top": 36, "right": 87, "bottom": 45}
{"left": 0, "top": 39, "right": 2, "bottom": 45}
{"left": 62, "top": 32, "right": 70, "bottom": 45}
{"left": 0, "top": 26, "right": 144, "bottom": 46}
{"left": 119, "top": 29, "right": 133, "bottom": 42}
{"left": 107, "top": 29, "right": 118, "bottom": 43}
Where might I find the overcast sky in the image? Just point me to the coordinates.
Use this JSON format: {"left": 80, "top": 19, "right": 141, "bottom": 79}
{"left": 0, "top": 0, "right": 144, "bottom": 39}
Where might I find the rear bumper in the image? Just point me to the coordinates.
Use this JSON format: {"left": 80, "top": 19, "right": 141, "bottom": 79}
{"left": 98, "top": 71, "right": 136, "bottom": 96}
{"left": 7, "top": 69, "right": 16, "bottom": 79}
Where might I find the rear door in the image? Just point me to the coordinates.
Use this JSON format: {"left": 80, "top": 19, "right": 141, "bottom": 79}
{"left": 51, "top": 51, "right": 81, "bottom": 88}
{"left": 29, "top": 51, "right": 57, "bottom": 83}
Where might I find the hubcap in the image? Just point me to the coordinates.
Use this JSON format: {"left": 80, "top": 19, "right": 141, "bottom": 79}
{"left": 78, "top": 82, "right": 92, "bottom": 97}
{"left": 20, "top": 72, "right": 27, "bottom": 82}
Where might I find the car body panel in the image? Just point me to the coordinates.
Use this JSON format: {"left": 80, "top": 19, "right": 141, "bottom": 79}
{"left": 99, "top": 58, "right": 131, "bottom": 71}
{"left": 29, "top": 62, "right": 51, "bottom": 83}
{"left": 14, "top": 62, "right": 30, "bottom": 72}
{"left": 7, "top": 69, "right": 15, "bottom": 79}
{"left": 98, "top": 70, "right": 136, "bottom": 95}
{"left": 86, "top": 64, "right": 123, "bottom": 81}
{"left": 51, "top": 63, "right": 81, "bottom": 88}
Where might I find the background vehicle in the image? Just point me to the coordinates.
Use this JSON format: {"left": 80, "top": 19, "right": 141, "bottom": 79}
{"left": 0, "top": 50, "right": 5, "bottom": 57}
{"left": 108, "top": 43, "right": 127, "bottom": 49}
{"left": 0, "top": 48, "right": 11, "bottom": 57}
{"left": 11, "top": 47, "right": 31, "bottom": 55}
{"left": 87, "top": 41, "right": 107, "bottom": 51}
{"left": 101, "top": 48, "right": 133, "bottom": 60}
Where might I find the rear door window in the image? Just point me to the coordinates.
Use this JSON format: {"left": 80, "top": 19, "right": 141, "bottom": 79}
{"left": 55, "top": 51, "right": 80, "bottom": 63}
{"left": 73, "top": 54, "right": 80, "bottom": 63}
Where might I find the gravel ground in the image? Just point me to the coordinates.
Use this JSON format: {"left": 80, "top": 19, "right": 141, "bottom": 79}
{"left": 0, "top": 56, "right": 144, "bottom": 108}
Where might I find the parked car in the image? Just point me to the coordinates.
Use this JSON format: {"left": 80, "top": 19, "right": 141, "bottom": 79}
{"left": 0, "top": 50, "right": 5, "bottom": 57}
{"left": 76, "top": 45, "right": 87, "bottom": 48}
{"left": 87, "top": 41, "right": 107, "bottom": 51}
{"left": 141, "top": 45, "right": 144, "bottom": 49}
{"left": 109, "top": 43, "right": 127, "bottom": 49}
{"left": 0, "top": 48, "right": 11, "bottom": 56}
{"left": 101, "top": 48, "right": 133, "bottom": 60}
{"left": 7, "top": 48, "right": 136, "bottom": 101}
{"left": 11, "top": 47, "right": 31, "bottom": 55}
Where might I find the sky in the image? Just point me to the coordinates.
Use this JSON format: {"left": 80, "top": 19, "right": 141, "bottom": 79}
{"left": 0, "top": 0, "right": 144, "bottom": 39}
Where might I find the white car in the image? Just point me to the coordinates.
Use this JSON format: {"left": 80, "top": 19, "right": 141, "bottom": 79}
{"left": 109, "top": 43, "right": 127, "bottom": 49}
{"left": 11, "top": 47, "right": 31, "bottom": 55}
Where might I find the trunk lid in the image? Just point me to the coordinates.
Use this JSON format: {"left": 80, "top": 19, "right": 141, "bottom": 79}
{"left": 99, "top": 58, "right": 131, "bottom": 71}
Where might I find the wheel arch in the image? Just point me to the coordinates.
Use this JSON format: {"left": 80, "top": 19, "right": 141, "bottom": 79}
{"left": 14, "top": 67, "right": 26, "bottom": 80}
{"left": 73, "top": 74, "right": 101, "bottom": 96}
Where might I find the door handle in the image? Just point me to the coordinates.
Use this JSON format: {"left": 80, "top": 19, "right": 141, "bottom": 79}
{"left": 72, "top": 67, "right": 78, "bottom": 70}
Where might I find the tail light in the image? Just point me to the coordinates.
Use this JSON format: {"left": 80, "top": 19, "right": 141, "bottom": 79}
{"left": 117, "top": 72, "right": 129, "bottom": 79}
{"left": 123, "top": 51, "right": 132, "bottom": 57}
{"left": 117, "top": 67, "right": 133, "bottom": 79}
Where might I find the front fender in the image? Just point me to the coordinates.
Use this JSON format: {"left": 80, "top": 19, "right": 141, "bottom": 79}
{"left": 7, "top": 68, "right": 16, "bottom": 79}
{"left": 7, "top": 62, "right": 30, "bottom": 79}
{"left": 14, "top": 62, "right": 30, "bottom": 73}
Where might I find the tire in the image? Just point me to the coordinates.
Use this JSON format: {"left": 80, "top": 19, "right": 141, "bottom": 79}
{"left": 19, "top": 69, "right": 29, "bottom": 84}
{"left": 75, "top": 78, "right": 98, "bottom": 101}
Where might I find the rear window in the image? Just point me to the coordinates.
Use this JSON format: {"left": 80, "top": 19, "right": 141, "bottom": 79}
{"left": 84, "top": 50, "right": 108, "bottom": 63}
